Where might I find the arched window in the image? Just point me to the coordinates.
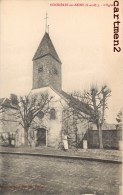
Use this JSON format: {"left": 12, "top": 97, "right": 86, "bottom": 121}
{"left": 50, "top": 108, "right": 56, "bottom": 120}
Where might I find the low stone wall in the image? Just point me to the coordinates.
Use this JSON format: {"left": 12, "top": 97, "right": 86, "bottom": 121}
{"left": 85, "top": 130, "right": 122, "bottom": 149}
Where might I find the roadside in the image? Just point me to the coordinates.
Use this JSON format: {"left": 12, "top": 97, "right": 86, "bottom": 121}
{"left": 0, "top": 146, "right": 122, "bottom": 163}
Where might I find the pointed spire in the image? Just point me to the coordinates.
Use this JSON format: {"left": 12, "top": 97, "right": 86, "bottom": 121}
{"left": 33, "top": 32, "right": 61, "bottom": 63}
{"left": 33, "top": 14, "right": 61, "bottom": 62}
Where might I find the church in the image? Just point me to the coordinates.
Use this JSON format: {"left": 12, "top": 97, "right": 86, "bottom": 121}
{"left": 0, "top": 22, "right": 89, "bottom": 148}
{"left": 28, "top": 28, "right": 88, "bottom": 148}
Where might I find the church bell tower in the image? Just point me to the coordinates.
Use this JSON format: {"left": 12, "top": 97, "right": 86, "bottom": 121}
{"left": 32, "top": 16, "right": 62, "bottom": 91}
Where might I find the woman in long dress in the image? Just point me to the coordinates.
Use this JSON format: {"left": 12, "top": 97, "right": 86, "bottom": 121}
{"left": 63, "top": 134, "right": 68, "bottom": 150}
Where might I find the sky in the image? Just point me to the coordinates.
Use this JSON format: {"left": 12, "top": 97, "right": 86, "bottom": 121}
{"left": 0, "top": 0, "right": 123, "bottom": 123}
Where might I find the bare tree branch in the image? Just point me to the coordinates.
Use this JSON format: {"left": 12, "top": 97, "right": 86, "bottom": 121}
{"left": 63, "top": 84, "right": 111, "bottom": 149}
{"left": 15, "top": 93, "right": 53, "bottom": 146}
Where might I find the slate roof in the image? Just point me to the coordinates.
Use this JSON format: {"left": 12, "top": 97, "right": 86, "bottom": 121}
{"left": 33, "top": 32, "right": 61, "bottom": 63}
{"left": 0, "top": 98, "right": 17, "bottom": 109}
{"left": 60, "top": 90, "right": 91, "bottom": 115}
{"left": 60, "top": 91, "right": 116, "bottom": 129}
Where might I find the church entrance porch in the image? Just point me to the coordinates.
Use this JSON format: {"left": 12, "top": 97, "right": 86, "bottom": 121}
{"left": 36, "top": 128, "right": 46, "bottom": 147}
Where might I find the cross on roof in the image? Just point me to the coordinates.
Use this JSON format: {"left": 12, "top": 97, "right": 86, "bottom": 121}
{"left": 44, "top": 12, "right": 48, "bottom": 33}
{"left": 48, "top": 25, "right": 49, "bottom": 34}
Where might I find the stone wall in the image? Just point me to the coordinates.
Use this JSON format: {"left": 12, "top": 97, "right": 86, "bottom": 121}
{"left": 30, "top": 87, "right": 66, "bottom": 148}
{"left": 47, "top": 99, "right": 63, "bottom": 148}
{"left": 84, "top": 130, "right": 122, "bottom": 149}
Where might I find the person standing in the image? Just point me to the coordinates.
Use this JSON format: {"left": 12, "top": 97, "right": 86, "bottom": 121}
{"left": 63, "top": 134, "right": 68, "bottom": 150}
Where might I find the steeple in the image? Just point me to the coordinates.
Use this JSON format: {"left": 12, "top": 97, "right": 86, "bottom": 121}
{"left": 32, "top": 17, "right": 62, "bottom": 91}
{"left": 33, "top": 32, "right": 61, "bottom": 63}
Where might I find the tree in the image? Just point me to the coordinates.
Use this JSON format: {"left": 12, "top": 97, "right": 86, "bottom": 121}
{"left": 16, "top": 93, "right": 53, "bottom": 146}
{"left": 116, "top": 110, "right": 122, "bottom": 130}
{"left": 68, "top": 84, "right": 111, "bottom": 149}
{"left": 62, "top": 106, "right": 78, "bottom": 147}
{"left": 61, "top": 97, "right": 91, "bottom": 148}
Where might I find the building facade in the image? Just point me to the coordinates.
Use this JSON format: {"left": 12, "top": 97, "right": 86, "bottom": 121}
{"left": 29, "top": 31, "right": 88, "bottom": 148}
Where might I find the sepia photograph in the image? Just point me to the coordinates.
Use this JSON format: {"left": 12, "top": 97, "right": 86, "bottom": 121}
{"left": 0, "top": 0, "right": 122, "bottom": 194}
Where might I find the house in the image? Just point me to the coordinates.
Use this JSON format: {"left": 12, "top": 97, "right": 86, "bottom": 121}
{"left": 0, "top": 95, "right": 18, "bottom": 146}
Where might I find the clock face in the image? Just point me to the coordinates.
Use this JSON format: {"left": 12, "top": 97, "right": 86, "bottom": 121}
{"left": 53, "top": 67, "right": 58, "bottom": 75}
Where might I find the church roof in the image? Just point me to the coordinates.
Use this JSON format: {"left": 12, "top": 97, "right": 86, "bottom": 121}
{"left": 60, "top": 90, "right": 91, "bottom": 116}
{"left": 33, "top": 32, "right": 61, "bottom": 63}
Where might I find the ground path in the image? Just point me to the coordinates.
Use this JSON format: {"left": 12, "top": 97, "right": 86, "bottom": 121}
{"left": 0, "top": 153, "right": 122, "bottom": 195}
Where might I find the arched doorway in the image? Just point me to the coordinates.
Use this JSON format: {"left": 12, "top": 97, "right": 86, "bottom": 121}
{"left": 36, "top": 128, "right": 46, "bottom": 146}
